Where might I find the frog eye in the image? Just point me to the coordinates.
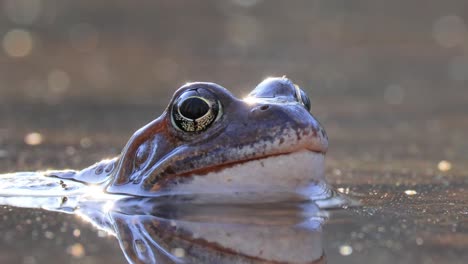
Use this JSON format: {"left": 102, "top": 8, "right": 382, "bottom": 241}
{"left": 250, "top": 77, "right": 312, "bottom": 111}
{"left": 171, "top": 89, "right": 222, "bottom": 132}
{"left": 294, "top": 85, "right": 311, "bottom": 111}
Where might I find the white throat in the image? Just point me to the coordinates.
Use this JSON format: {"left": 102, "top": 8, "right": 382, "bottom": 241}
{"left": 167, "top": 150, "right": 327, "bottom": 201}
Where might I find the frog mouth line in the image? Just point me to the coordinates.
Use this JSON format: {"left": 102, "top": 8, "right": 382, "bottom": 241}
{"left": 181, "top": 150, "right": 322, "bottom": 178}
{"left": 158, "top": 149, "right": 326, "bottom": 197}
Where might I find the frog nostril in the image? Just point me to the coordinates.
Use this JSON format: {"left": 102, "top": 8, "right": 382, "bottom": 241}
{"left": 105, "top": 163, "right": 115, "bottom": 174}
{"left": 95, "top": 166, "right": 104, "bottom": 175}
{"left": 260, "top": 105, "right": 270, "bottom": 111}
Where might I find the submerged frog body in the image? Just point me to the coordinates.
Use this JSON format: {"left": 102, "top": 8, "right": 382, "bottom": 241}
{"left": 3, "top": 77, "right": 329, "bottom": 201}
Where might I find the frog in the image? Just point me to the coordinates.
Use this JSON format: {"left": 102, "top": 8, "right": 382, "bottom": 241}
{"left": 1, "top": 77, "right": 329, "bottom": 201}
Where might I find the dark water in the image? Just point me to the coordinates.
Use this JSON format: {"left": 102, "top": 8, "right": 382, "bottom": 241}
{"left": 1, "top": 1, "right": 468, "bottom": 263}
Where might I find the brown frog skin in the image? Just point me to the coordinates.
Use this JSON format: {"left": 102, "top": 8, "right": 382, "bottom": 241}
{"left": 46, "top": 77, "right": 328, "bottom": 199}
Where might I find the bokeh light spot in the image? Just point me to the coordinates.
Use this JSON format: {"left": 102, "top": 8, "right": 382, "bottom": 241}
{"left": 44, "top": 231, "right": 54, "bottom": 239}
{"left": 67, "top": 243, "right": 85, "bottom": 258}
{"left": 24, "top": 132, "right": 43, "bottom": 146}
{"left": 404, "top": 190, "right": 417, "bottom": 196}
{"left": 171, "top": 248, "right": 186, "bottom": 258}
{"left": 73, "top": 229, "right": 81, "bottom": 237}
{"left": 433, "top": 15, "right": 467, "bottom": 48}
{"left": 80, "top": 137, "right": 93, "bottom": 148}
{"left": 437, "top": 160, "right": 452, "bottom": 172}
{"left": 339, "top": 245, "right": 353, "bottom": 256}
{"left": 2, "top": 29, "right": 33, "bottom": 58}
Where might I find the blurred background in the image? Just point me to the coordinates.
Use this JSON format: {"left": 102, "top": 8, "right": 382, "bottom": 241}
{"left": 0, "top": 1, "right": 468, "bottom": 263}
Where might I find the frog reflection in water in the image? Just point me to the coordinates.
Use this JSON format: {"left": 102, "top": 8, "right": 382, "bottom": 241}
{"left": 0, "top": 195, "right": 327, "bottom": 263}
{"left": 93, "top": 199, "right": 327, "bottom": 264}
{"left": 2, "top": 77, "right": 329, "bottom": 201}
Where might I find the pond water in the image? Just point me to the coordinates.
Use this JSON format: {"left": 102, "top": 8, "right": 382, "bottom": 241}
{"left": 1, "top": 1, "right": 468, "bottom": 263}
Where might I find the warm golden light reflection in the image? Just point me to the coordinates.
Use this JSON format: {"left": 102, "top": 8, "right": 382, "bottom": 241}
{"left": 24, "top": 132, "right": 43, "bottom": 146}
{"left": 337, "top": 187, "right": 350, "bottom": 195}
{"left": 437, "top": 160, "right": 452, "bottom": 172}
{"left": 73, "top": 229, "right": 81, "bottom": 237}
{"left": 67, "top": 243, "right": 85, "bottom": 258}
{"left": 80, "top": 137, "right": 92, "bottom": 148}
{"left": 339, "top": 244, "right": 353, "bottom": 256}
{"left": 171, "top": 248, "right": 186, "bottom": 258}
{"left": 404, "top": 190, "right": 418, "bottom": 196}
{"left": 44, "top": 231, "right": 54, "bottom": 239}
{"left": 2, "top": 29, "right": 33, "bottom": 58}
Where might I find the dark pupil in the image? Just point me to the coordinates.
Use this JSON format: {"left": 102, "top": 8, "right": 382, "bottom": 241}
{"left": 179, "top": 97, "right": 210, "bottom": 119}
